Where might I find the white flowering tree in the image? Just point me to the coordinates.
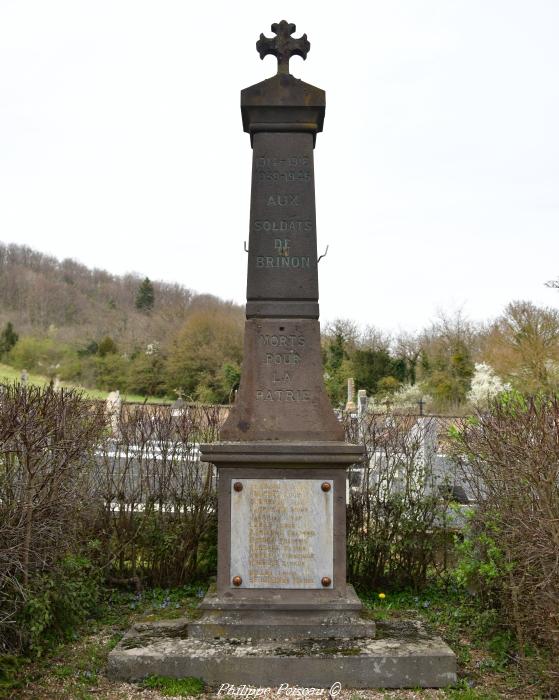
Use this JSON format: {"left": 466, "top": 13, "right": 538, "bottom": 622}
{"left": 467, "top": 362, "right": 508, "bottom": 406}
{"left": 368, "top": 382, "right": 431, "bottom": 413}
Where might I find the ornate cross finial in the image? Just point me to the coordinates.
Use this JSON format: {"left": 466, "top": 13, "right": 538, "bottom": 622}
{"left": 256, "top": 20, "right": 310, "bottom": 75}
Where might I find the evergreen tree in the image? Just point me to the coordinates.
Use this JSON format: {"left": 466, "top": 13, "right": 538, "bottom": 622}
{"left": 322, "top": 331, "right": 349, "bottom": 405}
{"left": 97, "top": 336, "right": 118, "bottom": 357}
{"left": 0, "top": 322, "right": 18, "bottom": 356}
{"left": 135, "top": 277, "right": 155, "bottom": 312}
{"left": 350, "top": 348, "right": 399, "bottom": 396}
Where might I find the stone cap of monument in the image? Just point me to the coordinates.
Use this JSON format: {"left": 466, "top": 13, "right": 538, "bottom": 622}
{"left": 241, "top": 20, "right": 325, "bottom": 143}
{"left": 241, "top": 75, "right": 325, "bottom": 140}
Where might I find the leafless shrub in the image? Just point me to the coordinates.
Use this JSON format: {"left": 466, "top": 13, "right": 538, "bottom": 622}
{"left": 0, "top": 390, "right": 225, "bottom": 652}
{"left": 0, "top": 384, "right": 106, "bottom": 650}
{"left": 345, "top": 412, "right": 456, "bottom": 590}
{"left": 449, "top": 396, "right": 559, "bottom": 690}
{"left": 93, "top": 403, "right": 224, "bottom": 586}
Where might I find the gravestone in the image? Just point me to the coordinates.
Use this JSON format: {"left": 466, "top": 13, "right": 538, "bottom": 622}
{"left": 358, "top": 388, "right": 368, "bottom": 416}
{"left": 345, "top": 377, "right": 357, "bottom": 412}
{"left": 108, "top": 21, "right": 457, "bottom": 688}
{"left": 105, "top": 390, "right": 121, "bottom": 436}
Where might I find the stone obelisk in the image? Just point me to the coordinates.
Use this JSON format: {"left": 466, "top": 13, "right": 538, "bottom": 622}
{"left": 108, "top": 23, "right": 458, "bottom": 688}
{"left": 198, "top": 19, "right": 367, "bottom": 635}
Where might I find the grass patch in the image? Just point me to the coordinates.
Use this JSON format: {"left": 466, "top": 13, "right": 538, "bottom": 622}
{"left": 2, "top": 581, "right": 542, "bottom": 699}
{"left": 0, "top": 655, "right": 27, "bottom": 693}
{"left": 141, "top": 674, "right": 205, "bottom": 697}
{"left": 360, "top": 585, "right": 530, "bottom": 695}
{"left": 0, "top": 584, "right": 207, "bottom": 698}
{"left": 0, "top": 362, "right": 170, "bottom": 403}
{"left": 125, "top": 584, "right": 208, "bottom": 622}
{"left": 444, "top": 684, "right": 501, "bottom": 699}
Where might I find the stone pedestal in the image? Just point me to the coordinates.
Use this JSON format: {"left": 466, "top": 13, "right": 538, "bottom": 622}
{"left": 196, "top": 442, "right": 371, "bottom": 642}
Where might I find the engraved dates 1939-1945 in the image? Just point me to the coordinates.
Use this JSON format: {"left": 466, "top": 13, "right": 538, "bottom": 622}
{"left": 256, "top": 170, "right": 310, "bottom": 183}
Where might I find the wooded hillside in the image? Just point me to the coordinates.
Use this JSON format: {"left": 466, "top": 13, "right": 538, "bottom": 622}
{"left": 2, "top": 242, "right": 559, "bottom": 409}
{"left": 0, "top": 242, "right": 242, "bottom": 351}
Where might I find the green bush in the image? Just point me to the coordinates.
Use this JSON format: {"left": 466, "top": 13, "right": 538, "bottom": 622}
{"left": 17, "top": 555, "right": 103, "bottom": 656}
{"left": 92, "top": 353, "right": 129, "bottom": 391}
{"left": 0, "top": 655, "right": 26, "bottom": 693}
{"left": 449, "top": 395, "right": 559, "bottom": 695}
{"left": 127, "top": 352, "right": 168, "bottom": 396}
{"left": 8, "top": 336, "right": 74, "bottom": 376}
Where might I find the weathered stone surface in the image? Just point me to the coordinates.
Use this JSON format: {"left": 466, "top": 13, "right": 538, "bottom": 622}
{"left": 201, "top": 442, "right": 364, "bottom": 465}
{"left": 220, "top": 319, "right": 344, "bottom": 441}
{"left": 230, "top": 479, "right": 333, "bottom": 589}
{"left": 241, "top": 73, "right": 325, "bottom": 142}
{"left": 107, "top": 620, "right": 457, "bottom": 688}
{"left": 191, "top": 585, "right": 373, "bottom": 641}
{"left": 200, "top": 583, "right": 363, "bottom": 610}
{"left": 189, "top": 609, "right": 375, "bottom": 641}
{"left": 246, "top": 132, "right": 317, "bottom": 318}
{"left": 208, "top": 468, "right": 349, "bottom": 599}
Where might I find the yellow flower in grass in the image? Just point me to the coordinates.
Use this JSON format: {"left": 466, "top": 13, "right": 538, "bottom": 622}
{"left": 378, "top": 592, "right": 386, "bottom": 600}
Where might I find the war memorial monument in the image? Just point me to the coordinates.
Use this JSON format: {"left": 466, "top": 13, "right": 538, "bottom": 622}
{"left": 108, "top": 21, "right": 456, "bottom": 688}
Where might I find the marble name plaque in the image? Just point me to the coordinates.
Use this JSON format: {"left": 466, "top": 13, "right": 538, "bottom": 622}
{"left": 230, "top": 478, "right": 333, "bottom": 589}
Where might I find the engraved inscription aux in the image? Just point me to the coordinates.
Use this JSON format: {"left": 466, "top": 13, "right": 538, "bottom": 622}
{"left": 230, "top": 479, "right": 334, "bottom": 589}
{"left": 256, "top": 333, "right": 310, "bottom": 402}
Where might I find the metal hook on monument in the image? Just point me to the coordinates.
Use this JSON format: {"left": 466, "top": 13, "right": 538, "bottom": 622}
{"left": 317, "top": 245, "right": 329, "bottom": 263}
{"left": 244, "top": 241, "right": 249, "bottom": 253}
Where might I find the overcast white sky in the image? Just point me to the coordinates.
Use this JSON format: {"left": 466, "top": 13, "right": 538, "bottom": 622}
{"left": 1, "top": 1, "right": 558, "bottom": 333}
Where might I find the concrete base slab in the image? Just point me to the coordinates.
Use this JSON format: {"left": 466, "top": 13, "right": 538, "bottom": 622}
{"left": 107, "top": 620, "right": 457, "bottom": 688}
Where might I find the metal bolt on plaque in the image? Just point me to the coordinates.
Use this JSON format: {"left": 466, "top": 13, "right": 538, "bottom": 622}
{"left": 233, "top": 482, "right": 243, "bottom": 492}
{"left": 321, "top": 576, "right": 332, "bottom": 587}
{"left": 321, "top": 481, "right": 331, "bottom": 492}
{"left": 232, "top": 576, "right": 242, "bottom": 587}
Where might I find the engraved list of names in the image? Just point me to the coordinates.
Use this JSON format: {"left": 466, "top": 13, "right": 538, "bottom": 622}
{"left": 230, "top": 479, "right": 333, "bottom": 589}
